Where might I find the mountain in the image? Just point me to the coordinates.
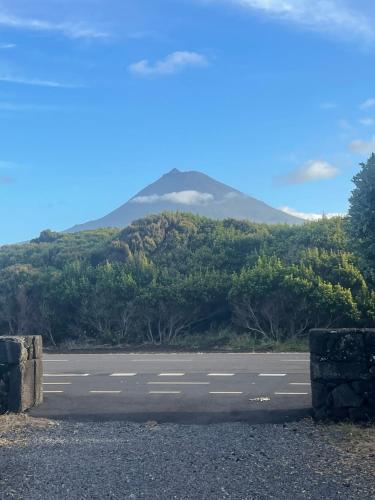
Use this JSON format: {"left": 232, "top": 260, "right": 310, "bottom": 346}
{"left": 67, "top": 168, "right": 303, "bottom": 232}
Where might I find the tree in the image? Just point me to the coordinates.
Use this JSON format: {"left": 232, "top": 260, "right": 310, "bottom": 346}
{"left": 348, "top": 153, "right": 375, "bottom": 283}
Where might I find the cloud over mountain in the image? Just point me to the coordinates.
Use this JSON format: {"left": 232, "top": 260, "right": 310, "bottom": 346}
{"left": 131, "top": 190, "right": 214, "bottom": 205}
{"left": 67, "top": 168, "right": 303, "bottom": 232}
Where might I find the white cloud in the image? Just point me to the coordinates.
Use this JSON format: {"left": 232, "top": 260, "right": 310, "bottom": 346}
{"left": 131, "top": 190, "right": 214, "bottom": 205}
{"left": 0, "top": 12, "right": 108, "bottom": 39}
{"left": 280, "top": 206, "right": 344, "bottom": 221}
{"left": 212, "top": 0, "right": 374, "bottom": 41}
{"left": 129, "top": 51, "right": 208, "bottom": 77}
{"left": 349, "top": 135, "right": 375, "bottom": 155}
{"left": 0, "top": 75, "right": 81, "bottom": 88}
{"left": 360, "top": 98, "right": 375, "bottom": 110}
{"left": 279, "top": 160, "right": 340, "bottom": 185}
{"left": 359, "top": 117, "right": 375, "bottom": 126}
{"left": 0, "top": 43, "right": 15, "bottom": 49}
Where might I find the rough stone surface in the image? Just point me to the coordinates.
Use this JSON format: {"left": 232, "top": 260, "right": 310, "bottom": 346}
{"left": 310, "top": 329, "right": 375, "bottom": 421}
{"left": 0, "top": 335, "right": 43, "bottom": 413}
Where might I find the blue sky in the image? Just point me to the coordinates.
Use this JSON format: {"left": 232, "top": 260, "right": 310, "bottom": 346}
{"left": 1, "top": 0, "right": 375, "bottom": 244}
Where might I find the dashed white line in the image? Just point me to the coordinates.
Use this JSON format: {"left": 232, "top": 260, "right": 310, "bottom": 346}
{"left": 209, "top": 391, "right": 243, "bottom": 395}
{"left": 274, "top": 392, "right": 308, "bottom": 395}
{"left": 147, "top": 381, "right": 210, "bottom": 385}
{"left": 158, "top": 373, "right": 185, "bottom": 377}
{"left": 289, "top": 382, "right": 310, "bottom": 386}
{"left": 149, "top": 391, "right": 181, "bottom": 394}
{"left": 259, "top": 373, "right": 286, "bottom": 377}
{"left": 281, "top": 359, "right": 309, "bottom": 362}
{"left": 207, "top": 373, "right": 234, "bottom": 377}
{"left": 44, "top": 359, "right": 69, "bottom": 362}
{"left": 132, "top": 359, "right": 192, "bottom": 362}
{"left": 90, "top": 390, "right": 122, "bottom": 394}
{"left": 43, "top": 382, "right": 72, "bottom": 385}
{"left": 110, "top": 373, "right": 137, "bottom": 377}
{"left": 43, "top": 390, "right": 64, "bottom": 394}
{"left": 44, "top": 373, "right": 90, "bottom": 377}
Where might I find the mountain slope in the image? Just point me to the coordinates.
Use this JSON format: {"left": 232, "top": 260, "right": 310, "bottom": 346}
{"left": 67, "top": 168, "right": 302, "bottom": 232}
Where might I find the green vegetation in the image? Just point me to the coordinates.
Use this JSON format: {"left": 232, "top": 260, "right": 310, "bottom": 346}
{"left": 348, "top": 153, "right": 375, "bottom": 284}
{"left": 1, "top": 194, "right": 374, "bottom": 348}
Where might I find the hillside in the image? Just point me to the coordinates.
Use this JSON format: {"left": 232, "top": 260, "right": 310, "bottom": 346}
{"left": 67, "top": 169, "right": 302, "bottom": 232}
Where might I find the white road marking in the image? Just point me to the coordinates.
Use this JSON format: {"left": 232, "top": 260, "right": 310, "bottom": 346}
{"left": 274, "top": 392, "right": 308, "bottom": 395}
{"left": 249, "top": 397, "right": 271, "bottom": 402}
{"left": 147, "top": 381, "right": 210, "bottom": 385}
{"left": 281, "top": 359, "right": 309, "bottom": 362}
{"left": 158, "top": 373, "right": 185, "bottom": 377}
{"left": 209, "top": 391, "right": 243, "bottom": 395}
{"left": 149, "top": 391, "right": 181, "bottom": 394}
{"left": 43, "top": 390, "right": 64, "bottom": 394}
{"left": 90, "top": 390, "right": 122, "bottom": 394}
{"left": 43, "top": 382, "right": 72, "bottom": 385}
{"left": 133, "top": 359, "right": 192, "bottom": 362}
{"left": 44, "top": 359, "right": 69, "bottom": 362}
{"left": 110, "top": 373, "right": 137, "bottom": 377}
{"left": 44, "top": 373, "right": 90, "bottom": 377}
{"left": 289, "top": 382, "right": 310, "bottom": 386}
{"left": 207, "top": 373, "right": 234, "bottom": 377}
{"left": 258, "top": 373, "right": 286, "bottom": 377}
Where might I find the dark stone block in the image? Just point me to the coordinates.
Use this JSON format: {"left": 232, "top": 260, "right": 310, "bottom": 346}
{"left": 363, "top": 331, "right": 375, "bottom": 352}
{"left": 0, "top": 337, "right": 24, "bottom": 364}
{"left": 313, "top": 407, "right": 330, "bottom": 421}
{"left": 348, "top": 408, "right": 368, "bottom": 421}
{"left": 311, "top": 361, "right": 368, "bottom": 381}
{"left": 310, "top": 330, "right": 366, "bottom": 361}
{"left": 351, "top": 381, "right": 372, "bottom": 395}
{"left": 311, "top": 381, "right": 329, "bottom": 408}
{"left": 328, "top": 407, "right": 350, "bottom": 420}
{"left": 331, "top": 383, "right": 364, "bottom": 408}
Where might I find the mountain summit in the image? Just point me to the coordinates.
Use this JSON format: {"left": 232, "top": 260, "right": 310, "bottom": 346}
{"left": 67, "top": 169, "right": 302, "bottom": 232}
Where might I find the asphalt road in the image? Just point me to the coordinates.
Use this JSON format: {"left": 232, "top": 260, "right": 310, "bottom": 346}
{"left": 31, "top": 352, "right": 312, "bottom": 424}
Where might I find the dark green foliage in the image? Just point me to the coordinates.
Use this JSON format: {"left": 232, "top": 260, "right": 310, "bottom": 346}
{"left": 0, "top": 212, "right": 373, "bottom": 345}
{"left": 348, "top": 153, "right": 375, "bottom": 283}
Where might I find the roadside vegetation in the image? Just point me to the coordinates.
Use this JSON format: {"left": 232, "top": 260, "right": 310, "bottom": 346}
{"left": 0, "top": 155, "right": 374, "bottom": 349}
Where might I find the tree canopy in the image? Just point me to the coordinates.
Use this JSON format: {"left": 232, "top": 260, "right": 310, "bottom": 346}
{"left": 0, "top": 210, "right": 373, "bottom": 346}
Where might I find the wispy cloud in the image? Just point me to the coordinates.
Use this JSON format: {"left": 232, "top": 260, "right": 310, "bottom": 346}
{"left": 349, "top": 135, "right": 375, "bottom": 155}
{"left": 213, "top": 0, "right": 374, "bottom": 41}
{"left": 359, "top": 117, "right": 375, "bottom": 126}
{"left": 360, "top": 98, "right": 375, "bottom": 110}
{"left": 131, "top": 190, "right": 214, "bottom": 205}
{"left": 0, "top": 75, "right": 82, "bottom": 88}
{"left": 129, "top": 51, "right": 208, "bottom": 77}
{"left": 0, "top": 43, "right": 15, "bottom": 49}
{"left": 278, "top": 160, "right": 340, "bottom": 185}
{"left": 0, "top": 12, "right": 108, "bottom": 39}
{"left": 280, "top": 206, "right": 344, "bottom": 221}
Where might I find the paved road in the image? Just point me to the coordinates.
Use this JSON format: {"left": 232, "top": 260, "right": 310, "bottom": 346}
{"left": 31, "top": 352, "right": 312, "bottom": 424}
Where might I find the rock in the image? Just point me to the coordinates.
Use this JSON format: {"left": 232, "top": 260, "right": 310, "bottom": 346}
{"left": 331, "top": 384, "right": 363, "bottom": 408}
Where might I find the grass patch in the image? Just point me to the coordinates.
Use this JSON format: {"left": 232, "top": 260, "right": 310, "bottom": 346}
{"left": 173, "top": 330, "right": 309, "bottom": 352}
{"left": 0, "top": 414, "right": 56, "bottom": 447}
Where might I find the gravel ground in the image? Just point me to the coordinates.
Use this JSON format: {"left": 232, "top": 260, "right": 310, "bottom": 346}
{"left": 0, "top": 418, "right": 374, "bottom": 500}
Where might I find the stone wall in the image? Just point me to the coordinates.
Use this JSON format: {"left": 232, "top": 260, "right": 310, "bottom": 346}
{"left": 310, "top": 329, "right": 375, "bottom": 421}
{"left": 0, "top": 336, "right": 43, "bottom": 413}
